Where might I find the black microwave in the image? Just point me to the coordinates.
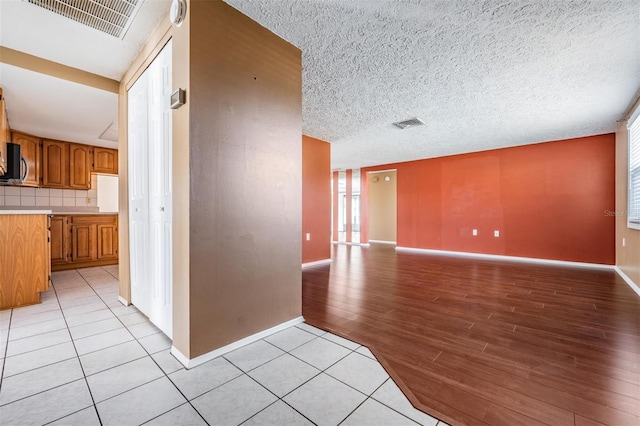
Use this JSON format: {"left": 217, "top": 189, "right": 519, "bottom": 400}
{"left": 0, "top": 142, "right": 26, "bottom": 184}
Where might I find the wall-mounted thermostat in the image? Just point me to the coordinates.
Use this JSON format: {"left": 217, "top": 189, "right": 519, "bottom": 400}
{"left": 170, "top": 88, "right": 186, "bottom": 109}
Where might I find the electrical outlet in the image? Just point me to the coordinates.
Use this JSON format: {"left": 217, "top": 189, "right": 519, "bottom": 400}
{"left": 472, "top": 229, "right": 477, "bottom": 236}
{"left": 306, "top": 233, "right": 311, "bottom": 241}
{"left": 494, "top": 230, "right": 500, "bottom": 237}
{"left": 86, "top": 197, "right": 91, "bottom": 205}
{"left": 622, "top": 237, "right": 626, "bottom": 247}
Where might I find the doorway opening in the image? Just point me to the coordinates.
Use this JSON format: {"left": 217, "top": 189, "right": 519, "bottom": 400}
{"left": 333, "top": 169, "right": 361, "bottom": 243}
{"left": 367, "top": 170, "right": 397, "bottom": 244}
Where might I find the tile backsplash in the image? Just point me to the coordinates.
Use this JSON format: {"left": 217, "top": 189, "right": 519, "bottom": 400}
{"left": 0, "top": 175, "right": 98, "bottom": 209}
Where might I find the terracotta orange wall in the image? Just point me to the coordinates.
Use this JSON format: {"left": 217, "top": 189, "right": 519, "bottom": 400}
{"left": 362, "top": 134, "right": 616, "bottom": 264}
{"left": 302, "top": 135, "right": 331, "bottom": 263}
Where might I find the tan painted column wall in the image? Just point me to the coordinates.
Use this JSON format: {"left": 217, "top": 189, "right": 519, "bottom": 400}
{"left": 119, "top": 1, "right": 301, "bottom": 360}
{"left": 187, "top": 1, "right": 302, "bottom": 357}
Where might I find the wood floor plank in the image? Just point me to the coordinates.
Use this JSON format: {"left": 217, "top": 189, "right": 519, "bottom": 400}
{"left": 302, "top": 244, "right": 640, "bottom": 426}
{"left": 482, "top": 403, "right": 548, "bottom": 426}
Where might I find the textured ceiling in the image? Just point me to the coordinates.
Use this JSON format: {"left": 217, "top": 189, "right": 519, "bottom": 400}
{"left": 226, "top": 0, "right": 640, "bottom": 170}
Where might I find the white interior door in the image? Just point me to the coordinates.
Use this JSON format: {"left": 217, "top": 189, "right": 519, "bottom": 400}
{"left": 147, "top": 40, "right": 173, "bottom": 337}
{"left": 128, "top": 70, "right": 150, "bottom": 317}
{"left": 128, "top": 40, "right": 173, "bottom": 338}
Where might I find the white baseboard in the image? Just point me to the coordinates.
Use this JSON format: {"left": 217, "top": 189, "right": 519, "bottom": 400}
{"left": 614, "top": 266, "right": 640, "bottom": 296}
{"left": 117, "top": 296, "right": 129, "bottom": 306}
{"left": 369, "top": 240, "right": 397, "bottom": 245}
{"left": 302, "top": 259, "right": 332, "bottom": 269}
{"left": 332, "top": 241, "right": 370, "bottom": 247}
{"left": 395, "top": 246, "right": 615, "bottom": 270}
{"left": 171, "top": 316, "right": 305, "bottom": 369}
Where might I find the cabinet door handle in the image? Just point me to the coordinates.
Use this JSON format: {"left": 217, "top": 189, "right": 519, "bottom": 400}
{"left": 160, "top": 207, "right": 165, "bottom": 211}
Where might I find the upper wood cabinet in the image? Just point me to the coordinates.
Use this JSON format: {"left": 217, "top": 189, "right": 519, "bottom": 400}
{"left": 0, "top": 94, "right": 9, "bottom": 174}
{"left": 42, "top": 139, "right": 69, "bottom": 188}
{"left": 8, "top": 132, "right": 117, "bottom": 188}
{"left": 42, "top": 140, "right": 92, "bottom": 189}
{"left": 92, "top": 147, "right": 118, "bottom": 175}
{"left": 11, "top": 131, "right": 41, "bottom": 187}
{"left": 69, "top": 143, "right": 92, "bottom": 189}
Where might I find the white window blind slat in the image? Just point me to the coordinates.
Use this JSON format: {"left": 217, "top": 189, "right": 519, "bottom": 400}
{"left": 628, "top": 110, "right": 640, "bottom": 227}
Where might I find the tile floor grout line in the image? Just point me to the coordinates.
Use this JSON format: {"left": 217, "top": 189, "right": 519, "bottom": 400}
{"left": 100, "top": 262, "right": 212, "bottom": 425}
{"left": 279, "top": 333, "right": 439, "bottom": 425}
{"left": 41, "top": 404, "right": 98, "bottom": 426}
{"left": 48, "top": 271, "right": 105, "bottom": 425}
{"left": 269, "top": 341, "right": 377, "bottom": 423}
{"left": 4, "top": 322, "right": 68, "bottom": 341}
{"left": 240, "top": 365, "right": 319, "bottom": 426}
{"left": 134, "top": 338, "right": 211, "bottom": 425}
{"left": 336, "top": 396, "right": 370, "bottom": 426}
{"left": 237, "top": 398, "right": 318, "bottom": 426}
{"left": 0, "top": 308, "right": 14, "bottom": 395}
{"left": 367, "top": 378, "right": 431, "bottom": 426}
{"left": 5, "top": 266, "right": 442, "bottom": 425}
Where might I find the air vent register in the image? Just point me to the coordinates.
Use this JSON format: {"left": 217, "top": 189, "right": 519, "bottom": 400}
{"left": 25, "top": 0, "right": 143, "bottom": 39}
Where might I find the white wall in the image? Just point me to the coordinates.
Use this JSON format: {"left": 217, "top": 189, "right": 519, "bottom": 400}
{"left": 97, "top": 174, "right": 118, "bottom": 212}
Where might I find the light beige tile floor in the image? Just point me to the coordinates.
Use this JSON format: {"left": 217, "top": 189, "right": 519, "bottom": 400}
{"left": 0, "top": 266, "right": 448, "bottom": 426}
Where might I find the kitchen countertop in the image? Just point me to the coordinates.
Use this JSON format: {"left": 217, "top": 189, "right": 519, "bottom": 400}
{"left": 51, "top": 212, "right": 118, "bottom": 215}
{"left": 0, "top": 210, "right": 52, "bottom": 215}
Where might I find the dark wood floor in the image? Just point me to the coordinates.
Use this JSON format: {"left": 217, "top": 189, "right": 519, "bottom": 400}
{"left": 302, "top": 244, "right": 640, "bottom": 426}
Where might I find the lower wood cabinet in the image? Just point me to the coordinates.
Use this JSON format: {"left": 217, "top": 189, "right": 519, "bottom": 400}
{"left": 50, "top": 215, "right": 69, "bottom": 266}
{"left": 0, "top": 213, "right": 50, "bottom": 309}
{"left": 50, "top": 214, "right": 118, "bottom": 271}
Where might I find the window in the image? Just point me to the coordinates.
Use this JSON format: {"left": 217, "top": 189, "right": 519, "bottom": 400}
{"left": 629, "top": 106, "right": 640, "bottom": 229}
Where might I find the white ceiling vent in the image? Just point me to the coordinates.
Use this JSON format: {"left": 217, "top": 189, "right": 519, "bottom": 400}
{"left": 24, "top": 0, "right": 144, "bottom": 39}
{"left": 392, "top": 117, "right": 425, "bottom": 129}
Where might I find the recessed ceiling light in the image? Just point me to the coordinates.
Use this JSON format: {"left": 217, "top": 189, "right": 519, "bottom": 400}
{"left": 392, "top": 117, "right": 425, "bottom": 129}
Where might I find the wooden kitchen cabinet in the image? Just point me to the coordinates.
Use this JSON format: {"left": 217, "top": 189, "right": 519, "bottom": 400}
{"left": 42, "top": 140, "right": 92, "bottom": 189}
{"left": 0, "top": 92, "right": 9, "bottom": 174}
{"left": 11, "top": 131, "right": 41, "bottom": 187}
{"left": 51, "top": 214, "right": 118, "bottom": 271}
{"left": 0, "top": 213, "right": 51, "bottom": 309}
{"left": 7, "top": 130, "right": 117, "bottom": 188}
{"left": 50, "top": 215, "right": 70, "bottom": 266}
{"left": 97, "top": 223, "right": 118, "bottom": 260}
{"left": 71, "top": 222, "right": 97, "bottom": 262}
{"left": 92, "top": 147, "right": 118, "bottom": 174}
{"left": 69, "top": 143, "right": 92, "bottom": 189}
{"left": 42, "top": 139, "right": 69, "bottom": 188}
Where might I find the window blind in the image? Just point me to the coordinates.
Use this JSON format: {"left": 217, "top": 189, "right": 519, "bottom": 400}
{"left": 628, "top": 108, "right": 640, "bottom": 228}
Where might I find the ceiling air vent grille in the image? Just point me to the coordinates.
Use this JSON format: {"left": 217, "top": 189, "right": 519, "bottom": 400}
{"left": 25, "top": 0, "right": 143, "bottom": 39}
{"left": 393, "top": 117, "right": 425, "bottom": 129}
